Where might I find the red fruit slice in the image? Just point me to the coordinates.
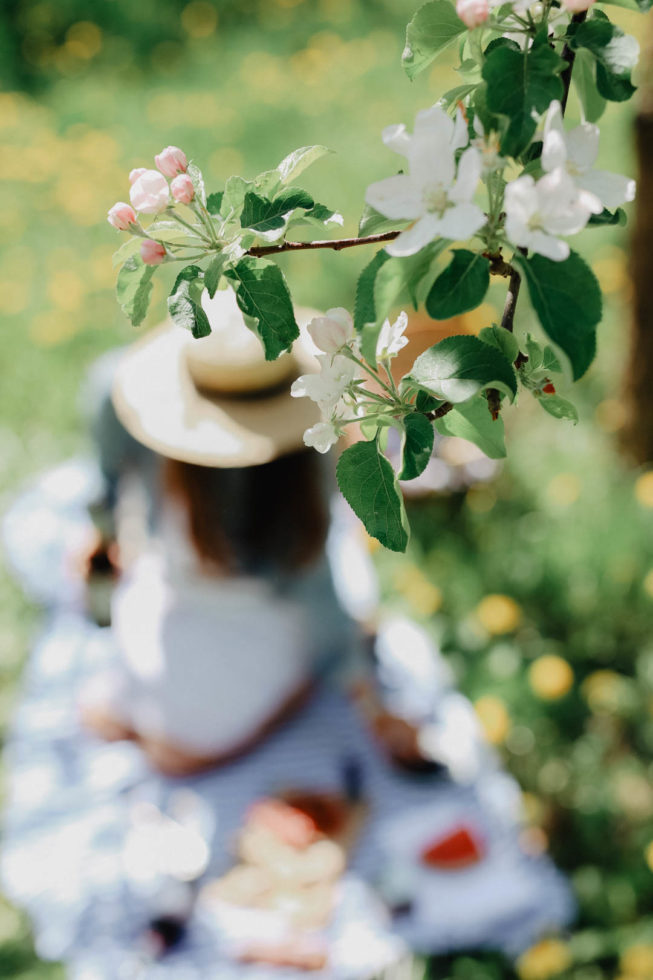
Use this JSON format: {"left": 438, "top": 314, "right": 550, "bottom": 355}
{"left": 247, "top": 799, "right": 318, "bottom": 849}
{"left": 420, "top": 825, "right": 484, "bottom": 869}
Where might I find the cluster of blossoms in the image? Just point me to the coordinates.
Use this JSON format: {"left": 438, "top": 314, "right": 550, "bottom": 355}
{"left": 366, "top": 100, "right": 635, "bottom": 264}
{"left": 505, "top": 101, "right": 635, "bottom": 260}
{"left": 107, "top": 145, "right": 197, "bottom": 266}
{"left": 291, "top": 308, "right": 410, "bottom": 453}
{"left": 455, "top": 0, "right": 595, "bottom": 30}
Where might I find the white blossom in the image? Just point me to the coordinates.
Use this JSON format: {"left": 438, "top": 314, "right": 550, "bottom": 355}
{"left": 376, "top": 311, "right": 409, "bottom": 360}
{"left": 302, "top": 421, "right": 340, "bottom": 454}
{"left": 542, "top": 101, "right": 636, "bottom": 212}
{"left": 504, "top": 168, "right": 600, "bottom": 261}
{"left": 290, "top": 353, "right": 357, "bottom": 412}
{"left": 307, "top": 308, "right": 355, "bottom": 354}
{"left": 365, "top": 105, "right": 486, "bottom": 258}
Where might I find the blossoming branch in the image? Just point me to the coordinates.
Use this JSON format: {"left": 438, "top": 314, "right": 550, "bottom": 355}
{"left": 107, "top": 0, "right": 644, "bottom": 551}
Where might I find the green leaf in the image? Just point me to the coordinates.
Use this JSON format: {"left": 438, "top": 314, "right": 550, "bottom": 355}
{"left": 276, "top": 145, "right": 332, "bottom": 185}
{"left": 167, "top": 264, "right": 211, "bottom": 339}
{"left": 376, "top": 239, "right": 450, "bottom": 316}
{"left": 426, "top": 250, "right": 490, "bottom": 320}
{"left": 358, "top": 202, "right": 405, "bottom": 237}
{"left": 225, "top": 257, "right": 298, "bottom": 360}
{"left": 415, "top": 390, "right": 444, "bottom": 413}
{"left": 254, "top": 147, "right": 331, "bottom": 198}
{"left": 112, "top": 237, "right": 142, "bottom": 269}
{"left": 537, "top": 393, "right": 579, "bottom": 422}
{"left": 241, "top": 188, "right": 314, "bottom": 234}
{"left": 482, "top": 34, "right": 565, "bottom": 157}
{"left": 440, "top": 83, "right": 479, "bottom": 108}
{"left": 409, "top": 334, "right": 517, "bottom": 403}
{"left": 206, "top": 191, "right": 224, "bottom": 215}
{"left": 573, "top": 48, "right": 606, "bottom": 123}
{"left": 399, "top": 413, "right": 434, "bottom": 480}
{"left": 205, "top": 253, "right": 232, "bottom": 298}
{"left": 403, "top": 0, "right": 466, "bottom": 80}
{"left": 569, "top": 17, "right": 638, "bottom": 102}
{"left": 187, "top": 163, "right": 206, "bottom": 206}
{"left": 434, "top": 395, "right": 507, "bottom": 458}
{"left": 525, "top": 334, "right": 543, "bottom": 370}
{"left": 116, "top": 255, "right": 155, "bottom": 327}
{"left": 542, "top": 345, "right": 562, "bottom": 373}
{"left": 472, "top": 83, "right": 503, "bottom": 140}
{"left": 290, "top": 202, "right": 343, "bottom": 229}
{"left": 515, "top": 250, "right": 602, "bottom": 380}
{"left": 354, "top": 250, "right": 391, "bottom": 357}
{"left": 354, "top": 241, "right": 449, "bottom": 365}
{"left": 479, "top": 324, "right": 520, "bottom": 363}
{"left": 336, "top": 441, "right": 409, "bottom": 552}
{"left": 587, "top": 206, "right": 626, "bottom": 227}
{"left": 221, "top": 175, "right": 255, "bottom": 219}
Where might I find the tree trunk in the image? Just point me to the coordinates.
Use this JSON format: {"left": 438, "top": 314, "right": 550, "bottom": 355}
{"left": 621, "top": 42, "right": 653, "bottom": 464}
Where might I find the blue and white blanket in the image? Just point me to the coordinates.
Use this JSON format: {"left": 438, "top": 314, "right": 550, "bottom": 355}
{"left": 1, "top": 462, "right": 575, "bottom": 979}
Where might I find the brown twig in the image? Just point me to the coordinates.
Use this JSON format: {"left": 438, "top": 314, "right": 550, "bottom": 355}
{"left": 425, "top": 403, "right": 454, "bottom": 421}
{"left": 500, "top": 260, "right": 524, "bottom": 333}
{"left": 560, "top": 11, "right": 588, "bottom": 113}
{"left": 247, "top": 230, "right": 400, "bottom": 257}
{"left": 484, "top": 252, "right": 514, "bottom": 278}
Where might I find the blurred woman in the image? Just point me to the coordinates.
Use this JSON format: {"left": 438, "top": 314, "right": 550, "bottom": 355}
{"left": 80, "top": 289, "right": 357, "bottom": 775}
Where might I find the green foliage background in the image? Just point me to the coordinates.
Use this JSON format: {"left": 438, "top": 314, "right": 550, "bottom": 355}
{"left": 0, "top": 1, "right": 652, "bottom": 977}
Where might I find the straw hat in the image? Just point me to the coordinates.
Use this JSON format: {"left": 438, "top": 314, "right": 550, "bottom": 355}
{"left": 112, "top": 288, "right": 322, "bottom": 468}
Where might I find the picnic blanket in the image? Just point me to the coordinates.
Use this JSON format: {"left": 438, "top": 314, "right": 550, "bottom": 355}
{"left": 1, "top": 461, "right": 575, "bottom": 979}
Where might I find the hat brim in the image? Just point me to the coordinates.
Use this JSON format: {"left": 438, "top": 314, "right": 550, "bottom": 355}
{"left": 112, "top": 312, "right": 322, "bottom": 468}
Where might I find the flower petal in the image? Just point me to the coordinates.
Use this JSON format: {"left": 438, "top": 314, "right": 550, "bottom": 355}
{"left": 578, "top": 169, "right": 636, "bottom": 210}
{"left": 542, "top": 129, "right": 567, "bottom": 173}
{"left": 386, "top": 214, "right": 442, "bottom": 257}
{"left": 414, "top": 104, "right": 454, "bottom": 144}
{"left": 382, "top": 123, "right": 411, "bottom": 157}
{"left": 437, "top": 202, "right": 486, "bottom": 240}
{"left": 528, "top": 230, "right": 569, "bottom": 261}
{"left": 543, "top": 100, "right": 564, "bottom": 138}
{"left": 566, "top": 122, "right": 599, "bottom": 172}
{"left": 452, "top": 107, "right": 469, "bottom": 152}
{"left": 450, "top": 147, "right": 482, "bottom": 203}
{"left": 409, "top": 106, "right": 456, "bottom": 189}
{"left": 365, "top": 174, "right": 424, "bottom": 220}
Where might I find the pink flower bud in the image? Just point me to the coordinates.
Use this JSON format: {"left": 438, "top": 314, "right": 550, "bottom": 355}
{"left": 561, "top": 0, "right": 594, "bottom": 11}
{"left": 154, "top": 145, "right": 188, "bottom": 178}
{"left": 170, "top": 173, "right": 195, "bottom": 205}
{"left": 456, "top": 0, "right": 489, "bottom": 27}
{"left": 307, "top": 308, "right": 354, "bottom": 354}
{"left": 129, "top": 168, "right": 147, "bottom": 185}
{"left": 129, "top": 169, "right": 170, "bottom": 214}
{"left": 107, "top": 201, "right": 137, "bottom": 231}
{"left": 140, "top": 240, "right": 166, "bottom": 265}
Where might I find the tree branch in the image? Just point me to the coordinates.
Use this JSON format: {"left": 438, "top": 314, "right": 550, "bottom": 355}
{"left": 560, "top": 11, "right": 588, "bottom": 113}
{"left": 247, "top": 230, "right": 400, "bottom": 257}
{"left": 425, "top": 403, "right": 454, "bottom": 421}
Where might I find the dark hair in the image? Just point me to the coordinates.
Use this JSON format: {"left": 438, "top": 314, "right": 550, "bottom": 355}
{"left": 164, "top": 451, "right": 330, "bottom": 575}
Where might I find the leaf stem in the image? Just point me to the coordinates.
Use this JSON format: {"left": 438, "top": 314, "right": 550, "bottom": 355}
{"left": 166, "top": 210, "right": 212, "bottom": 244}
{"left": 346, "top": 349, "right": 401, "bottom": 402}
